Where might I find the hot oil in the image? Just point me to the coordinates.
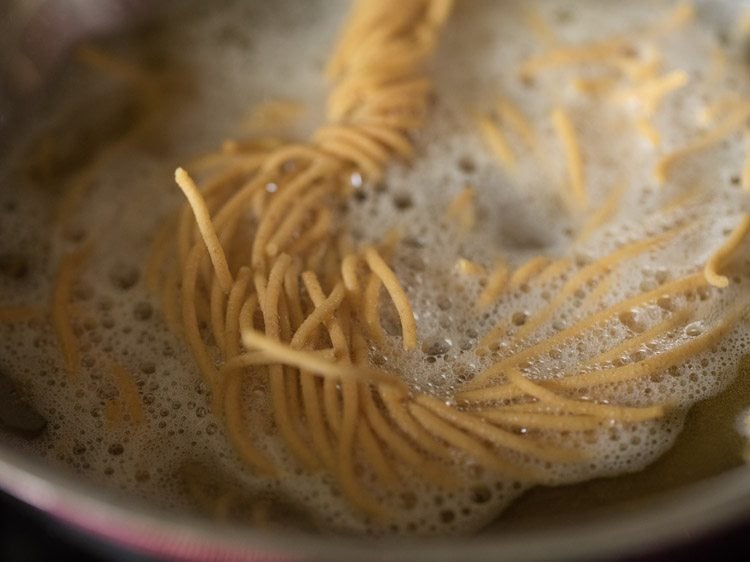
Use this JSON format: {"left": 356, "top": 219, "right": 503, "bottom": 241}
{"left": 0, "top": 0, "right": 749, "bottom": 536}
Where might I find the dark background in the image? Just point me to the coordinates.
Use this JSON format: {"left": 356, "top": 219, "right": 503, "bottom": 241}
{"left": 3, "top": 488, "right": 750, "bottom": 562}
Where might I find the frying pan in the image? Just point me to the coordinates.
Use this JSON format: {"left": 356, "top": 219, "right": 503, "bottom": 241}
{"left": 2, "top": 1, "right": 750, "bottom": 560}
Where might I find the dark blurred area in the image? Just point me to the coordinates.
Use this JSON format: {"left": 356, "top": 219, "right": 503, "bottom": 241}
{"left": 0, "top": 489, "right": 106, "bottom": 562}
{"left": 2, "top": 485, "right": 750, "bottom": 562}
{"left": 0, "top": 0, "right": 155, "bottom": 98}
{"left": 0, "top": 0, "right": 159, "bottom": 146}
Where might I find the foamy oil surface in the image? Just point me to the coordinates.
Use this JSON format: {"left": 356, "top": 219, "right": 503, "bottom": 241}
{"left": 0, "top": 0, "right": 749, "bottom": 536}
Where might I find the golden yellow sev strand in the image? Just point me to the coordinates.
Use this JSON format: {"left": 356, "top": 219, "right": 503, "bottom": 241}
{"left": 659, "top": 184, "right": 704, "bottom": 214}
{"left": 739, "top": 8, "right": 750, "bottom": 36}
{"left": 355, "top": 124, "right": 414, "bottom": 160}
{"left": 476, "top": 319, "right": 512, "bottom": 355}
{"left": 551, "top": 107, "right": 587, "bottom": 210}
{"left": 618, "top": 49, "right": 663, "bottom": 83}
{"left": 175, "top": 168, "right": 234, "bottom": 293}
{"left": 378, "top": 386, "right": 459, "bottom": 463}
{"left": 356, "top": 420, "right": 401, "bottom": 488}
{"left": 614, "top": 69, "right": 689, "bottom": 116}
{"left": 301, "top": 272, "right": 350, "bottom": 360}
{"left": 224, "top": 267, "right": 254, "bottom": 359}
{"left": 362, "top": 271, "right": 387, "bottom": 345}
{"left": 180, "top": 246, "right": 221, "bottom": 389}
{"left": 250, "top": 162, "right": 335, "bottom": 269}
{"left": 459, "top": 379, "right": 657, "bottom": 424}
{"left": 318, "top": 136, "right": 383, "bottom": 181}
{"left": 51, "top": 245, "right": 91, "bottom": 379}
{"left": 652, "top": 1, "right": 695, "bottom": 36}
{"left": 290, "top": 283, "right": 347, "bottom": 349}
{"left": 220, "top": 349, "right": 337, "bottom": 374}
{"left": 223, "top": 370, "right": 277, "bottom": 477}
{"left": 697, "top": 95, "right": 746, "bottom": 126}
{"left": 496, "top": 95, "right": 536, "bottom": 149}
{"left": 361, "top": 390, "right": 457, "bottom": 487}
{"left": 508, "top": 256, "right": 551, "bottom": 290}
{"left": 289, "top": 207, "right": 333, "bottom": 258}
{"left": 445, "top": 185, "right": 477, "bottom": 233}
{"left": 534, "top": 257, "right": 575, "bottom": 285}
{"left": 704, "top": 214, "right": 750, "bottom": 288}
{"left": 634, "top": 116, "right": 661, "bottom": 147}
{"left": 455, "top": 257, "right": 486, "bottom": 277}
{"left": 655, "top": 102, "right": 750, "bottom": 184}
{"left": 572, "top": 76, "right": 618, "bottom": 97}
{"left": 341, "top": 254, "right": 361, "bottom": 293}
{"left": 103, "top": 399, "right": 123, "bottom": 428}
{"left": 523, "top": 5, "right": 558, "bottom": 46}
{"left": 578, "top": 270, "right": 616, "bottom": 312}
{"left": 109, "top": 362, "right": 144, "bottom": 425}
{"left": 503, "top": 368, "right": 666, "bottom": 422}
{"left": 240, "top": 328, "right": 406, "bottom": 390}
{"left": 519, "top": 38, "right": 631, "bottom": 80}
{"left": 363, "top": 246, "right": 417, "bottom": 350}
{"left": 0, "top": 306, "right": 43, "bottom": 323}
{"left": 210, "top": 277, "right": 227, "bottom": 354}
{"left": 477, "top": 409, "right": 604, "bottom": 432}
{"left": 76, "top": 44, "right": 155, "bottom": 91}
{"left": 476, "top": 260, "right": 510, "bottom": 309}
{"left": 476, "top": 115, "right": 516, "bottom": 171}
{"left": 576, "top": 182, "right": 625, "bottom": 243}
{"left": 316, "top": 124, "right": 391, "bottom": 165}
